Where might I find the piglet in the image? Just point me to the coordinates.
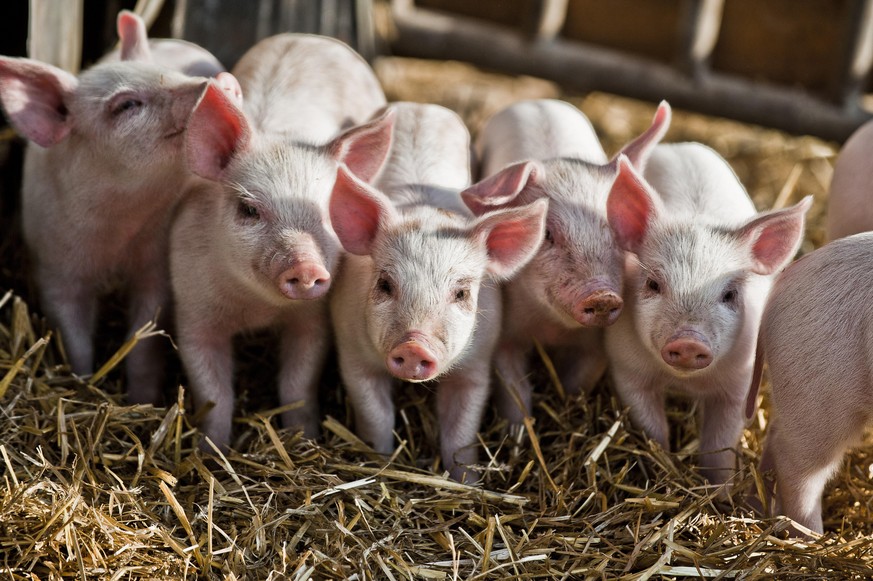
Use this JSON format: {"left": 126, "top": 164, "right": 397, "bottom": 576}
{"left": 461, "top": 99, "right": 670, "bottom": 424}
{"left": 0, "top": 11, "right": 219, "bottom": 405}
{"left": 605, "top": 144, "right": 811, "bottom": 485}
{"left": 171, "top": 34, "right": 390, "bottom": 449}
{"left": 827, "top": 118, "right": 873, "bottom": 241}
{"left": 329, "top": 102, "right": 547, "bottom": 482}
{"left": 752, "top": 232, "right": 873, "bottom": 534}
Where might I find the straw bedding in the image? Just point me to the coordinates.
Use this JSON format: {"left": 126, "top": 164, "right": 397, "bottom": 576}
{"left": 1, "top": 56, "right": 872, "bottom": 580}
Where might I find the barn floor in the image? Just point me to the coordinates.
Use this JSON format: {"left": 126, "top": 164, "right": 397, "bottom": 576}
{"left": 1, "top": 56, "right": 872, "bottom": 580}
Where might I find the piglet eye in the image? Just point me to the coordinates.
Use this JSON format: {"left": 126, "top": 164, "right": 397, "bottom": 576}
{"left": 545, "top": 229, "right": 554, "bottom": 243}
{"left": 454, "top": 288, "right": 470, "bottom": 302}
{"left": 112, "top": 98, "right": 143, "bottom": 116}
{"left": 376, "top": 277, "right": 393, "bottom": 296}
{"left": 646, "top": 278, "right": 660, "bottom": 293}
{"left": 722, "top": 289, "right": 737, "bottom": 303}
{"left": 237, "top": 200, "right": 260, "bottom": 220}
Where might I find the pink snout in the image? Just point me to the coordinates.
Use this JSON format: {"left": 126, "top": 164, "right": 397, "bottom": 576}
{"left": 574, "top": 290, "right": 623, "bottom": 327}
{"left": 661, "top": 332, "right": 713, "bottom": 371}
{"left": 386, "top": 339, "right": 438, "bottom": 382}
{"left": 277, "top": 261, "right": 331, "bottom": 300}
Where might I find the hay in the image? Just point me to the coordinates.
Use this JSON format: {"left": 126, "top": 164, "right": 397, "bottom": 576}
{"left": 3, "top": 57, "right": 872, "bottom": 580}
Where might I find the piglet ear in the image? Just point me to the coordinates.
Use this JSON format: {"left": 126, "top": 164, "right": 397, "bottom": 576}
{"left": 474, "top": 198, "right": 549, "bottom": 278}
{"left": 0, "top": 57, "right": 77, "bottom": 147}
{"left": 613, "top": 100, "right": 671, "bottom": 171}
{"left": 329, "top": 107, "right": 395, "bottom": 183}
{"left": 460, "top": 160, "right": 544, "bottom": 217}
{"left": 736, "top": 196, "right": 812, "bottom": 275}
{"left": 606, "top": 155, "right": 662, "bottom": 254}
{"left": 215, "top": 72, "right": 243, "bottom": 107}
{"left": 117, "top": 10, "right": 152, "bottom": 62}
{"left": 330, "top": 164, "right": 396, "bottom": 255}
{"left": 186, "top": 81, "right": 251, "bottom": 181}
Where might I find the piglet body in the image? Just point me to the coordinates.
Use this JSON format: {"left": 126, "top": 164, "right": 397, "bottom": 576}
{"left": 755, "top": 233, "right": 873, "bottom": 533}
{"left": 171, "top": 34, "right": 390, "bottom": 448}
{"left": 605, "top": 143, "right": 811, "bottom": 485}
{"left": 462, "top": 99, "right": 670, "bottom": 423}
{"left": 827, "top": 119, "right": 873, "bottom": 241}
{"left": 0, "top": 10, "right": 220, "bottom": 404}
{"left": 329, "top": 102, "right": 547, "bottom": 481}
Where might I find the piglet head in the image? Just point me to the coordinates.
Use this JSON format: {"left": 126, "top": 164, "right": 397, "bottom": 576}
{"left": 609, "top": 157, "right": 812, "bottom": 374}
{"left": 332, "top": 165, "right": 546, "bottom": 382}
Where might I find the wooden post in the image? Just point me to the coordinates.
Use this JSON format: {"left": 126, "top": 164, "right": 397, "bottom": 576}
{"left": 676, "top": 0, "right": 724, "bottom": 79}
{"left": 28, "top": 0, "right": 85, "bottom": 72}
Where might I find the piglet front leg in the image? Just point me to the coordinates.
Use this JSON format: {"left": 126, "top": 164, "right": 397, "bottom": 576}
{"left": 437, "top": 361, "right": 491, "bottom": 484}
{"left": 177, "top": 321, "right": 235, "bottom": 450}
{"left": 697, "top": 391, "right": 746, "bottom": 486}
{"left": 277, "top": 307, "right": 330, "bottom": 438}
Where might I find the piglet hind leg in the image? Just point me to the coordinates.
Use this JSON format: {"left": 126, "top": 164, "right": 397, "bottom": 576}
{"left": 768, "top": 414, "right": 857, "bottom": 536}
{"left": 437, "top": 363, "right": 491, "bottom": 483}
{"left": 277, "top": 312, "right": 330, "bottom": 439}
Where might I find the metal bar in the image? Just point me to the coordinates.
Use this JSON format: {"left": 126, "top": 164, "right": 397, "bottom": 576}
{"left": 390, "top": 4, "right": 870, "bottom": 142}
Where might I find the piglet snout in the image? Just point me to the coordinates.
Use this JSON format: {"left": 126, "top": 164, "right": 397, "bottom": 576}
{"left": 387, "top": 336, "right": 438, "bottom": 382}
{"left": 278, "top": 260, "right": 331, "bottom": 300}
{"left": 574, "top": 290, "right": 623, "bottom": 327}
{"left": 661, "top": 331, "right": 713, "bottom": 370}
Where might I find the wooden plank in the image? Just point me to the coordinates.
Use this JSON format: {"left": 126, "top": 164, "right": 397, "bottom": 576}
{"left": 390, "top": 4, "right": 871, "bottom": 142}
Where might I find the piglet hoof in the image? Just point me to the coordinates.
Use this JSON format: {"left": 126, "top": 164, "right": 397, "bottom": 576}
{"left": 661, "top": 332, "right": 712, "bottom": 370}
{"left": 278, "top": 261, "right": 331, "bottom": 300}
{"left": 386, "top": 340, "right": 437, "bottom": 381}
{"left": 574, "top": 290, "right": 623, "bottom": 327}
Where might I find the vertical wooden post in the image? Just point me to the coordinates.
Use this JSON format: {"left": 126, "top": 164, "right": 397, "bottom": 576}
{"left": 676, "top": 0, "right": 724, "bottom": 79}
{"left": 833, "top": 0, "right": 873, "bottom": 109}
{"left": 28, "top": 0, "right": 85, "bottom": 72}
{"left": 531, "top": 0, "right": 568, "bottom": 41}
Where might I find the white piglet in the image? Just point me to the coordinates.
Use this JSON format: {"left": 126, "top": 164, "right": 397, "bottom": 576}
{"left": 0, "top": 11, "right": 219, "bottom": 405}
{"left": 754, "top": 233, "right": 873, "bottom": 534}
{"left": 171, "top": 34, "right": 390, "bottom": 449}
{"left": 329, "top": 102, "right": 547, "bottom": 482}
{"left": 461, "top": 99, "right": 670, "bottom": 423}
{"left": 605, "top": 144, "right": 811, "bottom": 485}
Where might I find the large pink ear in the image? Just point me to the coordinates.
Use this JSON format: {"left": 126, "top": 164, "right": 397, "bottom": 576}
{"left": 474, "top": 198, "right": 549, "bottom": 278}
{"left": 736, "top": 195, "right": 812, "bottom": 275}
{"left": 460, "top": 160, "right": 544, "bottom": 217}
{"left": 330, "top": 164, "right": 396, "bottom": 255}
{"left": 117, "top": 10, "right": 152, "bottom": 62}
{"left": 329, "top": 108, "right": 395, "bottom": 183}
{"left": 186, "top": 81, "right": 251, "bottom": 181}
{"left": 0, "top": 57, "right": 77, "bottom": 148}
{"left": 606, "top": 155, "right": 662, "bottom": 254}
{"left": 613, "top": 100, "right": 671, "bottom": 171}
